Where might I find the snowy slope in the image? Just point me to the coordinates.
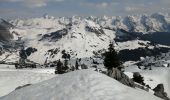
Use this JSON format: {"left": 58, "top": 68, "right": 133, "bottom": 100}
{"left": 0, "top": 70, "right": 161, "bottom": 100}
{"left": 0, "top": 64, "right": 55, "bottom": 97}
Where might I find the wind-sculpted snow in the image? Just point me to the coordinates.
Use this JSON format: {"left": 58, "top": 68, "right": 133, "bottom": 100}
{"left": 0, "top": 70, "right": 161, "bottom": 100}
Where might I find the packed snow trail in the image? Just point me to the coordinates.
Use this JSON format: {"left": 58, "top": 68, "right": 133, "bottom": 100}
{"left": 0, "top": 70, "right": 161, "bottom": 100}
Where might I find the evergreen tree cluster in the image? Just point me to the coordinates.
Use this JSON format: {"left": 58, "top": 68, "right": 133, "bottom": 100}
{"left": 103, "top": 42, "right": 122, "bottom": 70}
{"left": 55, "top": 59, "right": 69, "bottom": 74}
{"left": 133, "top": 72, "right": 145, "bottom": 85}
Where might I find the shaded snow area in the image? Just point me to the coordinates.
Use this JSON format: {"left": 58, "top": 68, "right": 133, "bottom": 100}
{"left": 0, "top": 65, "right": 55, "bottom": 97}
{"left": 0, "top": 70, "right": 161, "bottom": 100}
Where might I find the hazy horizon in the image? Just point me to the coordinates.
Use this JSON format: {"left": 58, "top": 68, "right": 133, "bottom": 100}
{"left": 1, "top": 0, "right": 170, "bottom": 19}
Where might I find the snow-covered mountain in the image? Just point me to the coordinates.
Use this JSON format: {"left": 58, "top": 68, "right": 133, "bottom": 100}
{"left": 0, "top": 13, "right": 170, "bottom": 100}
{"left": 5, "top": 18, "right": 115, "bottom": 64}
{"left": 1, "top": 13, "right": 170, "bottom": 65}
{"left": 10, "top": 13, "right": 170, "bottom": 33}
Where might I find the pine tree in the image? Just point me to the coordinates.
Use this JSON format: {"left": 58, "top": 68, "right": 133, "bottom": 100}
{"left": 75, "top": 59, "right": 79, "bottom": 70}
{"left": 103, "top": 42, "right": 122, "bottom": 70}
{"left": 133, "top": 72, "right": 145, "bottom": 85}
{"left": 55, "top": 59, "right": 63, "bottom": 74}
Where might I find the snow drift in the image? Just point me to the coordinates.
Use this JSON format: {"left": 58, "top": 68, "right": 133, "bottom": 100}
{"left": 0, "top": 70, "right": 161, "bottom": 100}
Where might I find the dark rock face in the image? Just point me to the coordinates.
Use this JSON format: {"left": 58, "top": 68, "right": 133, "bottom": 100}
{"left": 61, "top": 50, "right": 71, "bottom": 60}
{"left": 25, "top": 47, "right": 37, "bottom": 56}
{"left": 153, "top": 84, "right": 170, "bottom": 100}
{"left": 0, "top": 19, "right": 14, "bottom": 29}
{"left": 0, "top": 25, "right": 13, "bottom": 42}
{"left": 19, "top": 47, "right": 37, "bottom": 59}
{"left": 15, "top": 84, "right": 32, "bottom": 90}
{"left": 85, "top": 26, "right": 104, "bottom": 36}
{"left": 107, "top": 68, "right": 135, "bottom": 88}
{"left": 134, "top": 84, "right": 149, "bottom": 92}
{"left": 47, "top": 48, "right": 59, "bottom": 57}
{"left": 0, "top": 19, "right": 14, "bottom": 42}
{"left": 39, "top": 28, "right": 68, "bottom": 42}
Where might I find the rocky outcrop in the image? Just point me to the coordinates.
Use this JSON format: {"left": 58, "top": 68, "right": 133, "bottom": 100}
{"left": 39, "top": 28, "right": 68, "bottom": 42}
{"left": 107, "top": 68, "right": 135, "bottom": 88}
{"left": 153, "top": 84, "right": 170, "bottom": 100}
{"left": 15, "top": 84, "right": 32, "bottom": 90}
{"left": 0, "top": 25, "right": 13, "bottom": 42}
{"left": 85, "top": 26, "right": 104, "bottom": 36}
{"left": 134, "top": 83, "right": 149, "bottom": 92}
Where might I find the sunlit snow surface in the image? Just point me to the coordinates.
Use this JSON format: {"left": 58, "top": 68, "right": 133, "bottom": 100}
{"left": 0, "top": 65, "right": 55, "bottom": 97}
{"left": 0, "top": 69, "right": 161, "bottom": 100}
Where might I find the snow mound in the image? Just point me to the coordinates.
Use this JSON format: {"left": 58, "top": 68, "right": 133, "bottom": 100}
{"left": 0, "top": 70, "right": 161, "bottom": 100}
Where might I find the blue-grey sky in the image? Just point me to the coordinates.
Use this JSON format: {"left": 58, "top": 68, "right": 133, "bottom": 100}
{"left": 0, "top": 0, "right": 170, "bottom": 19}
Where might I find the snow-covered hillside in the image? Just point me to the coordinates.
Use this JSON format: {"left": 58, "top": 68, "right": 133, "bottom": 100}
{"left": 1, "top": 17, "right": 116, "bottom": 64}
{"left": 0, "top": 70, "right": 161, "bottom": 100}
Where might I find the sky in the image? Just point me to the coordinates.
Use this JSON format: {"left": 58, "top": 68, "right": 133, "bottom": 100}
{"left": 0, "top": 0, "right": 170, "bottom": 19}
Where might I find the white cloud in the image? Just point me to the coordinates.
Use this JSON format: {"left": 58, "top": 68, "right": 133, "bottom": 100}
{"left": 125, "top": 7, "right": 138, "bottom": 12}
{"left": 4, "top": 0, "right": 64, "bottom": 8}
{"left": 24, "top": 0, "right": 47, "bottom": 8}
{"left": 81, "top": 2, "right": 110, "bottom": 9}
{"left": 96, "top": 2, "right": 108, "bottom": 8}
